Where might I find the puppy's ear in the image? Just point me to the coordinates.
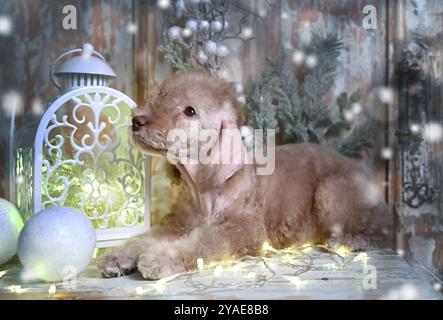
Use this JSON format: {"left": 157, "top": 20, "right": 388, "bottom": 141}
{"left": 182, "top": 113, "right": 246, "bottom": 192}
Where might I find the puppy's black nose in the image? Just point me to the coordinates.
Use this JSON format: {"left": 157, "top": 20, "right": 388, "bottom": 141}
{"left": 132, "top": 116, "right": 149, "bottom": 131}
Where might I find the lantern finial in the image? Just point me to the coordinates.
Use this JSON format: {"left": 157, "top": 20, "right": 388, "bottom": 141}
{"left": 81, "top": 43, "right": 94, "bottom": 57}
{"left": 50, "top": 43, "right": 116, "bottom": 91}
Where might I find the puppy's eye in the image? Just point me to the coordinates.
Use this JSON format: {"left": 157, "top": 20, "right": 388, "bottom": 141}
{"left": 184, "top": 106, "right": 196, "bottom": 117}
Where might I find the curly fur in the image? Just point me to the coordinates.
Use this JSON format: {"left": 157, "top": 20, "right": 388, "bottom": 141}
{"left": 98, "top": 71, "right": 392, "bottom": 280}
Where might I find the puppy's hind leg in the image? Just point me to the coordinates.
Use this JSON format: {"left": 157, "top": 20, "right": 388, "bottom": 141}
{"left": 314, "top": 174, "right": 391, "bottom": 251}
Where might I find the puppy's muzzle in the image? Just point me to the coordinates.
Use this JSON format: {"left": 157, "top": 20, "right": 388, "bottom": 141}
{"left": 132, "top": 115, "right": 150, "bottom": 132}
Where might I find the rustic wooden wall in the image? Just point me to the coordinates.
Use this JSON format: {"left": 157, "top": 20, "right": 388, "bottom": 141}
{"left": 388, "top": 0, "right": 443, "bottom": 281}
{"left": 0, "top": 0, "right": 441, "bottom": 281}
{"left": 0, "top": 0, "right": 137, "bottom": 199}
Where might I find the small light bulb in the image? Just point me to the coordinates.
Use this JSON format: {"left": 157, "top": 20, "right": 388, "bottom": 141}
{"left": 48, "top": 285, "right": 56, "bottom": 295}
{"left": 213, "top": 265, "right": 223, "bottom": 277}
{"left": 135, "top": 286, "right": 144, "bottom": 295}
{"left": 197, "top": 257, "right": 204, "bottom": 271}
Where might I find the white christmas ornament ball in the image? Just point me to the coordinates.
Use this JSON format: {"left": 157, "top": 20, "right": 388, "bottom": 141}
{"left": 0, "top": 199, "right": 24, "bottom": 265}
{"left": 18, "top": 206, "right": 96, "bottom": 282}
{"left": 198, "top": 50, "right": 208, "bottom": 63}
{"left": 168, "top": 26, "right": 182, "bottom": 40}
{"left": 199, "top": 20, "right": 209, "bottom": 29}
{"left": 210, "top": 20, "right": 223, "bottom": 32}
{"left": 216, "top": 45, "right": 229, "bottom": 57}
{"left": 185, "top": 20, "right": 198, "bottom": 31}
{"left": 205, "top": 41, "right": 217, "bottom": 55}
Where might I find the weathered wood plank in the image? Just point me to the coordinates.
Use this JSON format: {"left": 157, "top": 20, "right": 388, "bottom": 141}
{"left": 0, "top": 249, "right": 440, "bottom": 299}
{"left": 391, "top": 0, "right": 443, "bottom": 280}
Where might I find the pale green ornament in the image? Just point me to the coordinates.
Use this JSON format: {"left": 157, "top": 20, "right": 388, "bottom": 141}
{"left": 0, "top": 198, "right": 24, "bottom": 265}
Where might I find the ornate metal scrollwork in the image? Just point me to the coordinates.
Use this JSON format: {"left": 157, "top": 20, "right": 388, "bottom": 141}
{"left": 396, "top": 42, "right": 438, "bottom": 208}
{"left": 34, "top": 87, "right": 150, "bottom": 235}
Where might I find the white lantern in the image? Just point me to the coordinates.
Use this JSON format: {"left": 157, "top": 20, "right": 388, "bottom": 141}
{"left": 14, "top": 43, "right": 151, "bottom": 248}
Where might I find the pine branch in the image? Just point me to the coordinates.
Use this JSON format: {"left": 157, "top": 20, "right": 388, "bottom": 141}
{"left": 245, "top": 30, "right": 374, "bottom": 157}
{"left": 331, "top": 123, "right": 374, "bottom": 157}
{"left": 159, "top": 30, "right": 192, "bottom": 70}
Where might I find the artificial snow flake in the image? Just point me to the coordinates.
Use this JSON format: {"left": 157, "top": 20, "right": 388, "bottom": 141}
{"left": 433, "top": 283, "right": 442, "bottom": 291}
{"left": 410, "top": 124, "right": 420, "bottom": 133}
{"left": 126, "top": 22, "right": 138, "bottom": 34}
{"left": 1, "top": 90, "right": 24, "bottom": 116}
{"left": 378, "top": 87, "right": 394, "bottom": 104}
{"left": 305, "top": 54, "right": 318, "bottom": 68}
{"left": 381, "top": 147, "right": 393, "bottom": 160}
{"left": 423, "top": 122, "right": 443, "bottom": 143}
{"left": 397, "top": 249, "right": 404, "bottom": 256}
{"left": 281, "top": 12, "right": 289, "bottom": 19}
{"left": 237, "top": 95, "right": 246, "bottom": 105}
{"left": 234, "top": 83, "right": 243, "bottom": 94}
{"left": 31, "top": 97, "right": 45, "bottom": 116}
{"left": 344, "top": 109, "right": 355, "bottom": 121}
{"left": 157, "top": 0, "right": 171, "bottom": 9}
{"left": 241, "top": 27, "right": 253, "bottom": 39}
{"left": 351, "top": 103, "right": 362, "bottom": 115}
{"left": 292, "top": 50, "right": 304, "bottom": 65}
{"left": 0, "top": 15, "right": 12, "bottom": 36}
{"left": 15, "top": 175, "right": 24, "bottom": 185}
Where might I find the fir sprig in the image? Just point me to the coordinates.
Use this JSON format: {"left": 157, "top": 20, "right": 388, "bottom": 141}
{"left": 246, "top": 30, "right": 374, "bottom": 157}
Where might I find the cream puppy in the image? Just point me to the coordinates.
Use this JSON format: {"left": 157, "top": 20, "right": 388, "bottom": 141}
{"left": 98, "top": 71, "right": 390, "bottom": 279}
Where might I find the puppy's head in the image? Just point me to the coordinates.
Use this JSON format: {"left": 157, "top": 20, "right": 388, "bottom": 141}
{"left": 132, "top": 71, "right": 243, "bottom": 157}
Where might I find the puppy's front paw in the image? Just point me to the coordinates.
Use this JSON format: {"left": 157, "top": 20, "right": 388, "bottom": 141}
{"left": 137, "top": 246, "right": 186, "bottom": 280}
{"left": 98, "top": 251, "right": 137, "bottom": 278}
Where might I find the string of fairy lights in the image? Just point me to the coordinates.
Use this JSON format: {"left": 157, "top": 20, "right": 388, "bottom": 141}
{"left": 0, "top": 243, "right": 370, "bottom": 297}
{"left": 129, "top": 243, "right": 368, "bottom": 297}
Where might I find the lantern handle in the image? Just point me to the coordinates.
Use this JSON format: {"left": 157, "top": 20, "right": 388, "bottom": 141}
{"left": 49, "top": 45, "right": 107, "bottom": 89}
